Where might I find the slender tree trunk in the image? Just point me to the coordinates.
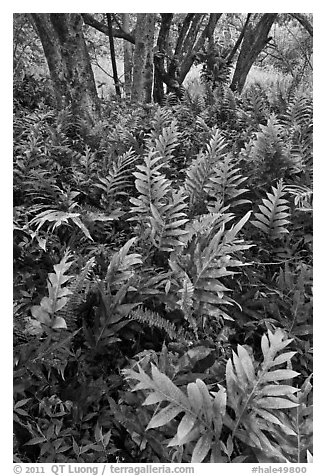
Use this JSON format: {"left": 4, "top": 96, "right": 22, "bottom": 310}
{"left": 153, "top": 13, "right": 173, "bottom": 103}
{"left": 30, "top": 13, "right": 100, "bottom": 125}
{"left": 106, "top": 14, "right": 121, "bottom": 97}
{"left": 131, "top": 13, "right": 155, "bottom": 103}
{"left": 230, "top": 13, "right": 278, "bottom": 94}
{"left": 122, "top": 13, "right": 133, "bottom": 99}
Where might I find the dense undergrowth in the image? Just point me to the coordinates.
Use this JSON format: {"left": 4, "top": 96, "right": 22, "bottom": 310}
{"left": 13, "top": 74, "right": 312, "bottom": 463}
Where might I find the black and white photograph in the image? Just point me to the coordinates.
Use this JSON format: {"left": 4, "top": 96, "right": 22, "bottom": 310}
{"left": 12, "top": 9, "right": 313, "bottom": 467}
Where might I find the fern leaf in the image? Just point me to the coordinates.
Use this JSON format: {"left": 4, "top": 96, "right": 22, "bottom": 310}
{"left": 252, "top": 179, "right": 290, "bottom": 239}
{"left": 123, "top": 363, "right": 225, "bottom": 461}
{"left": 207, "top": 154, "right": 250, "bottom": 209}
{"left": 225, "top": 328, "right": 300, "bottom": 462}
{"left": 130, "top": 150, "right": 171, "bottom": 218}
{"left": 129, "top": 306, "right": 177, "bottom": 340}
{"left": 149, "top": 190, "right": 189, "bottom": 252}
{"left": 31, "top": 251, "right": 74, "bottom": 329}
{"left": 95, "top": 149, "right": 136, "bottom": 207}
{"left": 105, "top": 238, "right": 142, "bottom": 290}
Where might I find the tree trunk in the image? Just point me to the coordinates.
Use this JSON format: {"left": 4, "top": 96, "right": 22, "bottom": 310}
{"left": 153, "top": 13, "right": 173, "bottom": 103}
{"left": 153, "top": 13, "right": 221, "bottom": 103}
{"left": 122, "top": 13, "right": 133, "bottom": 99}
{"left": 30, "top": 13, "right": 100, "bottom": 125}
{"left": 106, "top": 14, "right": 121, "bottom": 97}
{"left": 131, "top": 14, "right": 155, "bottom": 103}
{"left": 230, "top": 13, "right": 278, "bottom": 94}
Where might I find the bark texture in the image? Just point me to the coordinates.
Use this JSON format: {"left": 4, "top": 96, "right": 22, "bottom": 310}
{"left": 122, "top": 14, "right": 133, "bottom": 99}
{"left": 131, "top": 14, "right": 155, "bottom": 103}
{"left": 30, "top": 13, "right": 100, "bottom": 125}
{"left": 230, "top": 13, "right": 278, "bottom": 94}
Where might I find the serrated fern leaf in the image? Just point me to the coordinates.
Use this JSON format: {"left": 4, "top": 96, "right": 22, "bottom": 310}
{"left": 185, "top": 128, "right": 228, "bottom": 213}
{"left": 252, "top": 179, "right": 290, "bottom": 239}
{"left": 146, "top": 120, "right": 180, "bottom": 166}
{"left": 130, "top": 150, "right": 171, "bottom": 219}
{"left": 225, "top": 328, "right": 300, "bottom": 462}
{"left": 129, "top": 306, "right": 177, "bottom": 340}
{"left": 95, "top": 149, "right": 136, "bottom": 207}
{"left": 123, "top": 363, "right": 226, "bottom": 462}
{"left": 105, "top": 238, "right": 142, "bottom": 290}
{"left": 149, "top": 190, "right": 189, "bottom": 252}
{"left": 62, "top": 257, "right": 96, "bottom": 330}
{"left": 30, "top": 251, "right": 74, "bottom": 330}
{"left": 285, "top": 184, "right": 313, "bottom": 212}
{"left": 206, "top": 154, "right": 250, "bottom": 209}
{"left": 193, "top": 212, "right": 252, "bottom": 315}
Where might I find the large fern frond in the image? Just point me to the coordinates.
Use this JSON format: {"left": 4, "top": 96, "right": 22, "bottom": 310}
{"left": 146, "top": 120, "right": 181, "bottom": 166}
{"left": 129, "top": 306, "right": 177, "bottom": 340}
{"left": 62, "top": 256, "right": 96, "bottom": 330}
{"left": 149, "top": 190, "right": 189, "bottom": 252}
{"left": 225, "top": 328, "right": 300, "bottom": 462}
{"left": 123, "top": 364, "right": 226, "bottom": 462}
{"left": 185, "top": 128, "right": 228, "bottom": 213}
{"left": 130, "top": 150, "right": 171, "bottom": 219}
{"left": 94, "top": 149, "right": 137, "bottom": 208}
{"left": 206, "top": 154, "right": 250, "bottom": 209}
{"left": 252, "top": 179, "right": 291, "bottom": 239}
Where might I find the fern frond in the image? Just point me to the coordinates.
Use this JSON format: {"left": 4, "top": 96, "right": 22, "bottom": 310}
{"left": 130, "top": 150, "right": 171, "bottom": 219}
{"left": 281, "top": 93, "right": 313, "bottom": 131}
{"left": 149, "top": 190, "right": 189, "bottom": 252}
{"left": 225, "top": 328, "right": 300, "bottom": 462}
{"left": 62, "top": 257, "right": 96, "bottom": 330}
{"left": 285, "top": 184, "right": 313, "bottom": 212}
{"left": 205, "top": 127, "right": 228, "bottom": 163}
{"left": 206, "top": 154, "right": 250, "bottom": 209}
{"left": 185, "top": 128, "right": 228, "bottom": 213}
{"left": 105, "top": 237, "right": 142, "bottom": 290}
{"left": 94, "top": 149, "right": 137, "bottom": 207}
{"left": 29, "top": 209, "right": 93, "bottom": 241}
{"left": 192, "top": 212, "right": 252, "bottom": 316}
{"left": 252, "top": 179, "right": 291, "bottom": 239}
{"left": 129, "top": 306, "right": 177, "bottom": 340}
{"left": 148, "top": 120, "right": 181, "bottom": 166}
{"left": 123, "top": 363, "right": 226, "bottom": 462}
{"left": 30, "top": 251, "right": 74, "bottom": 330}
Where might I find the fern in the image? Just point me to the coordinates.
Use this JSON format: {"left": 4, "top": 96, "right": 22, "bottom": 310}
{"left": 94, "top": 149, "right": 137, "bottom": 209}
{"left": 123, "top": 363, "right": 227, "bottom": 462}
{"left": 146, "top": 120, "right": 181, "bottom": 166}
{"left": 129, "top": 306, "right": 177, "bottom": 340}
{"left": 170, "top": 211, "right": 252, "bottom": 324}
{"left": 123, "top": 328, "right": 300, "bottom": 463}
{"left": 225, "top": 328, "right": 300, "bottom": 462}
{"left": 185, "top": 128, "right": 228, "bottom": 213}
{"left": 29, "top": 209, "right": 93, "bottom": 242}
{"left": 105, "top": 237, "right": 142, "bottom": 291}
{"left": 149, "top": 190, "right": 189, "bottom": 252}
{"left": 206, "top": 154, "right": 250, "bottom": 209}
{"left": 252, "top": 179, "right": 291, "bottom": 239}
{"left": 130, "top": 150, "right": 171, "bottom": 219}
{"left": 62, "top": 256, "right": 96, "bottom": 331}
{"left": 285, "top": 184, "right": 313, "bottom": 212}
{"left": 30, "top": 251, "right": 74, "bottom": 330}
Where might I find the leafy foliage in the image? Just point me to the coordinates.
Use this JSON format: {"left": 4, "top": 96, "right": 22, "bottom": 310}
{"left": 251, "top": 179, "right": 290, "bottom": 239}
{"left": 13, "top": 44, "right": 312, "bottom": 463}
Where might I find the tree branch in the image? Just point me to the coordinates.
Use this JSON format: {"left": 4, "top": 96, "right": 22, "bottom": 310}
{"left": 290, "top": 13, "right": 313, "bottom": 37}
{"left": 81, "top": 13, "right": 135, "bottom": 44}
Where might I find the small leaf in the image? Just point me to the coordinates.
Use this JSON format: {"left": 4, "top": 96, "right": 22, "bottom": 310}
{"left": 177, "top": 413, "right": 196, "bottom": 441}
{"left": 261, "top": 369, "right": 300, "bottom": 383}
{"left": 191, "top": 433, "right": 212, "bottom": 462}
{"left": 256, "top": 397, "right": 299, "bottom": 409}
{"left": 146, "top": 403, "right": 182, "bottom": 429}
